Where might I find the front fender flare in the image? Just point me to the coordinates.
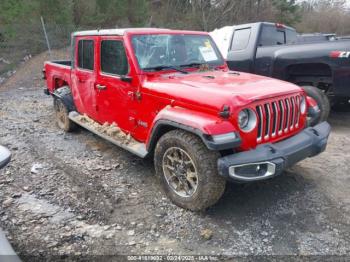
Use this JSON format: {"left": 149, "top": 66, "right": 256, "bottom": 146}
{"left": 146, "top": 106, "right": 241, "bottom": 152}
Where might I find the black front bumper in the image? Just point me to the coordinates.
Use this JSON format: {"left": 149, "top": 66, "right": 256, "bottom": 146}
{"left": 217, "top": 122, "right": 331, "bottom": 182}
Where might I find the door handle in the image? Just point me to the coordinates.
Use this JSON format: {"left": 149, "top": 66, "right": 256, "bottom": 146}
{"left": 96, "top": 84, "right": 107, "bottom": 90}
{"left": 78, "top": 78, "right": 86, "bottom": 83}
{"left": 127, "top": 91, "right": 135, "bottom": 100}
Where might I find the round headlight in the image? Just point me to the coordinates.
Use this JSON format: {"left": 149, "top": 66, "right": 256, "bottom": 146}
{"left": 238, "top": 110, "right": 249, "bottom": 129}
{"left": 238, "top": 109, "right": 257, "bottom": 132}
{"left": 300, "top": 96, "right": 306, "bottom": 114}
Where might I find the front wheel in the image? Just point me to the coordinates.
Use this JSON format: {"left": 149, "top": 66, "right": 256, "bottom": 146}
{"left": 154, "top": 130, "right": 226, "bottom": 211}
{"left": 301, "top": 85, "right": 330, "bottom": 126}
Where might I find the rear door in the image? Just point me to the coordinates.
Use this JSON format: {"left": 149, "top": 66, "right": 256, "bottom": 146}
{"left": 71, "top": 37, "right": 98, "bottom": 119}
{"left": 95, "top": 36, "right": 138, "bottom": 134}
{"left": 226, "top": 27, "right": 253, "bottom": 72}
{"left": 226, "top": 25, "right": 261, "bottom": 73}
{"left": 254, "top": 25, "right": 295, "bottom": 77}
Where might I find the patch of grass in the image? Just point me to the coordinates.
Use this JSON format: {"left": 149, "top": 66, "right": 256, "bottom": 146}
{"left": 0, "top": 62, "right": 17, "bottom": 75}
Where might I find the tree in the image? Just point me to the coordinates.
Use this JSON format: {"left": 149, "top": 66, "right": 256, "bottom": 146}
{"left": 2, "top": 0, "right": 350, "bottom": 66}
{"left": 296, "top": 0, "right": 350, "bottom": 34}
{"left": 272, "top": 0, "right": 301, "bottom": 25}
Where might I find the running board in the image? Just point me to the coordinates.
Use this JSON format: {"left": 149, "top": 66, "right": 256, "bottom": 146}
{"left": 68, "top": 111, "right": 148, "bottom": 158}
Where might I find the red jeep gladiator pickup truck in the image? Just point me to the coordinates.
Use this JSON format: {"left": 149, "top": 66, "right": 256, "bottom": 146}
{"left": 43, "top": 28, "right": 331, "bottom": 211}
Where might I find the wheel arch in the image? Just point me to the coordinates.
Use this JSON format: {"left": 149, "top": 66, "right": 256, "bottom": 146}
{"left": 53, "top": 77, "right": 69, "bottom": 90}
{"left": 146, "top": 107, "right": 241, "bottom": 154}
{"left": 52, "top": 85, "right": 76, "bottom": 112}
{"left": 285, "top": 62, "right": 333, "bottom": 92}
{"left": 146, "top": 120, "right": 210, "bottom": 154}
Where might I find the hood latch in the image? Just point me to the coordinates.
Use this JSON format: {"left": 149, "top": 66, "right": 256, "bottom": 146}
{"left": 219, "top": 105, "right": 231, "bottom": 119}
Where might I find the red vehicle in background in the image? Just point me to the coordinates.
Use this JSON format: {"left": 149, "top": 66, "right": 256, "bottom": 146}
{"left": 43, "top": 28, "right": 330, "bottom": 210}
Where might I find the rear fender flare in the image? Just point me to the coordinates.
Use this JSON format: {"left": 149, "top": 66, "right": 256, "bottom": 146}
{"left": 52, "top": 86, "right": 76, "bottom": 112}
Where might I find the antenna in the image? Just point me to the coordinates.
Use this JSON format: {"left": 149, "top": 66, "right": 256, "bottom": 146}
{"left": 41, "top": 16, "right": 52, "bottom": 59}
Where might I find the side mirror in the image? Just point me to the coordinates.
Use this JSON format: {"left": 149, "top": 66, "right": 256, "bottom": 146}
{"left": 120, "top": 75, "right": 133, "bottom": 83}
{"left": 0, "top": 146, "right": 11, "bottom": 169}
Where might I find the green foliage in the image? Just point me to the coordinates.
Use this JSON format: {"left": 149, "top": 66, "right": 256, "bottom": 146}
{"left": 0, "top": 0, "right": 74, "bottom": 41}
{"left": 272, "top": 0, "right": 301, "bottom": 25}
{"left": 0, "top": 0, "right": 34, "bottom": 38}
{"left": 0, "top": 0, "right": 348, "bottom": 60}
{"left": 0, "top": 0, "right": 149, "bottom": 41}
{"left": 72, "top": 0, "right": 149, "bottom": 28}
{"left": 37, "top": 0, "right": 74, "bottom": 25}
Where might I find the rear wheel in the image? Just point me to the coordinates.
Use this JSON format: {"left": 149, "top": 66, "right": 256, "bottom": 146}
{"left": 53, "top": 98, "right": 77, "bottom": 132}
{"left": 301, "top": 85, "right": 330, "bottom": 126}
{"left": 154, "top": 130, "right": 226, "bottom": 211}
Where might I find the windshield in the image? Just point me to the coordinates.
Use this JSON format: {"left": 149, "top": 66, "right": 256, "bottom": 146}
{"left": 131, "top": 34, "right": 224, "bottom": 70}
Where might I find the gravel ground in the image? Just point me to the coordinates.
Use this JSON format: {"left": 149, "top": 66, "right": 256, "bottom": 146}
{"left": 0, "top": 51, "right": 349, "bottom": 261}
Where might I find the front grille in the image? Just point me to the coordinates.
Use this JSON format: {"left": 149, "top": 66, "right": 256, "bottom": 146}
{"left": 256, "top": 95, "right": 301, "bottom": 143}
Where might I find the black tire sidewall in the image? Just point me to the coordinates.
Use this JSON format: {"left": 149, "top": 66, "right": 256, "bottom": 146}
{"left": 154, "top": 130, "right": 225, "bottom": 211}
{"left": 301, "top": 85, "right": 330, "bottom": 125}
{"left": 54, "top": 98, "right": 76, "bottom": 132}
{"left": 156, "top": 135, "right": 205, "bottom": 205}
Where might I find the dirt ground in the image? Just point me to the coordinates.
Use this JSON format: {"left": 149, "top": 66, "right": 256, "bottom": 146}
{"left": 0, "top": 50, "right": 349, "bottom": 261}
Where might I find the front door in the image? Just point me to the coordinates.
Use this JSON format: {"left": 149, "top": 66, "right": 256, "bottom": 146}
{"left": 95, "top": 37, "right": 138, "bottom": 134}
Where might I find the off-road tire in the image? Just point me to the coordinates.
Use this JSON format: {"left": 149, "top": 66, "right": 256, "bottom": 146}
{"left": 301, "top": 85, "right": 330, "bottom": 126}
{"left": 53, "top": 98, "right": 77, "bottom": 132}
{"left": 154, "top": 130, "right": 226, "bottom": 211}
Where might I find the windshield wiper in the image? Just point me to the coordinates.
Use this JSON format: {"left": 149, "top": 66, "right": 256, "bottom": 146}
{"left": 181, "top": 63, "right": 224, "bottom": 71}
{"left": 143, "top": 65, "right": 188, "bottom": 74}
{"left": 180, "top": 63, "right": 203, "bottom": 68}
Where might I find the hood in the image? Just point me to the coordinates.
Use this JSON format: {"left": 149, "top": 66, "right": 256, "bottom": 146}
{"left": 142, "top": 70, "right": 302, "bottom": 112}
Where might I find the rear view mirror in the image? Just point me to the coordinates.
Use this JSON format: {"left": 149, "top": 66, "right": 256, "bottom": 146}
{"left": 0, "top": 146, "right": 11, "bottom": 169}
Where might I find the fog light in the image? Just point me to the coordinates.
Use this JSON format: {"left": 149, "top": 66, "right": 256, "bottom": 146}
{"left": 229, "top": 162, "right": 276, "bottom": 181}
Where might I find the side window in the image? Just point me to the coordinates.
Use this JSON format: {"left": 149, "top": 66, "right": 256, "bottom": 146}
{"left": 101, "top": 40, "right": 129, "bottom": 75}
{"left": 286, "top": 29, "right": 297, "bottom": 44}
{"left": 77, "top": 40, "right": 94, "bottom": 70}
{"left": 231, "top": 28, "right": 251, "bottom": 51}
{"left": 259, "top": 26, "right": 286, "bottom": 46}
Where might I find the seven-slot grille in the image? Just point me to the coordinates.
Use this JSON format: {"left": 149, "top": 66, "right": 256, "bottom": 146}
{"left": 256, "top": 95, "right": 302, "bottom": 143}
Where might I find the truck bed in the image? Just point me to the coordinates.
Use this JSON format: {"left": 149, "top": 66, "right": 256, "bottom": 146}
{"left": 50, "top": 60, "right": 72, "bottom": 67}
{"left": 44, "top": 60, "right": 72, "bottom": 93}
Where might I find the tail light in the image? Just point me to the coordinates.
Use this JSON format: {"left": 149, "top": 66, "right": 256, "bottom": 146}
{"left": 275, "top": 23, "right": 285, "bottom": 29}
{"left": 42, "top": 69, "right": 46, "bottom": 80}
